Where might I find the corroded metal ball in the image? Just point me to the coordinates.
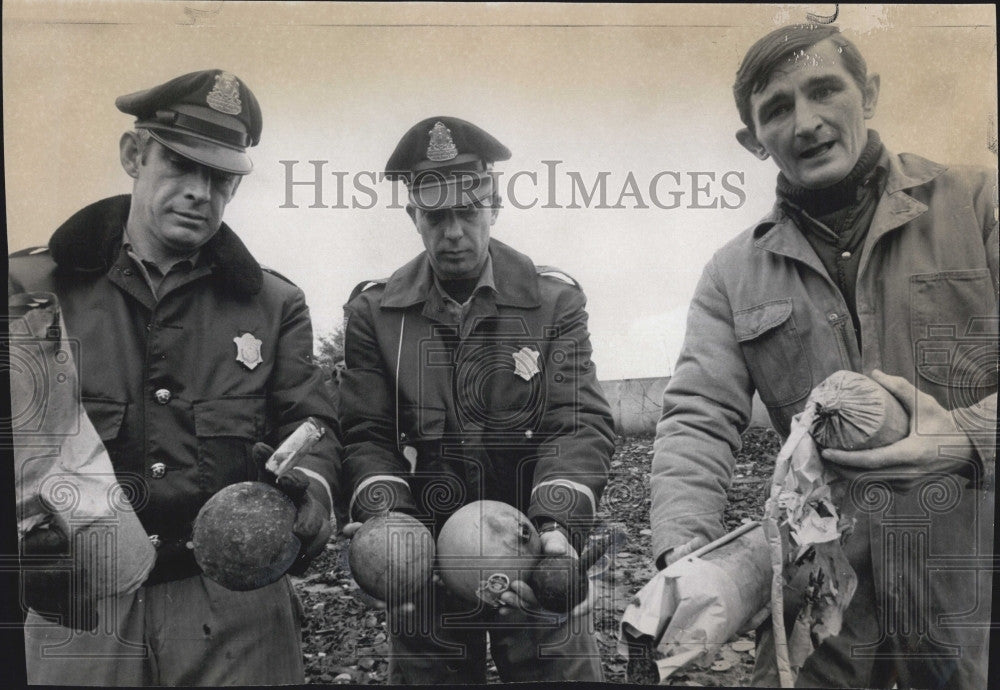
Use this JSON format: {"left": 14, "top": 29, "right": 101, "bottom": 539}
{"left": 191, "top": 481, "right": 300, "bottom": 591}
{"left": 348, "top": 512, "right": 435, "bottom": 602}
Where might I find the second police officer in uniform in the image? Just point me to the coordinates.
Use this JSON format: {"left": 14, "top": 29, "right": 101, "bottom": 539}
{"left": 338, "top": 117, "right": 616, "bottom": 683}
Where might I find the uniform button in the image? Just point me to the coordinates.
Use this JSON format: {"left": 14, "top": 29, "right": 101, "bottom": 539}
{"left": 123, "top": 268, "right": 133, "bottom": 276}
{"left": 840, "top": 251, "right": 852, "bottom": 259}
{"left": 828, "top": 313, "right": 838, "bottom": 321}
{"left": 154, "top": 388, "right": 172, "bottom": 404}
{"left": 149, "top": 534, "right": 162, "bottom": 548}
{"left": 524, "top": 429, "right": 534, "bottom": 439}
{"left": 150, "top": 462, "right": 166, "bottom": 479}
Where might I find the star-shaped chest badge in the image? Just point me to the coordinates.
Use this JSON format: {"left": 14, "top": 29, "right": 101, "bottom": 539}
{"left": 511, "top": 347, "right": 541, "bottom": 381}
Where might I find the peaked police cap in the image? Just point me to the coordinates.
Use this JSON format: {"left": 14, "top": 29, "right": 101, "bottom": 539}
{"left": 385, "top": 116, "right": 511, "bottom": 209}
{"left": 116, "top": 69, "right": 262, "bottom": 175}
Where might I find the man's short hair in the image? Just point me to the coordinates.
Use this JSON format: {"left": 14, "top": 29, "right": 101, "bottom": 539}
{"left": 733, "top": 24, "right": 868, "bottom": 130}
{"left": 133, "top": 129, "right": 154, "bottom": 163}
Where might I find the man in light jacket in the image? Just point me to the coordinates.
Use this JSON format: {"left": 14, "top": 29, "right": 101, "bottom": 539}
{"left": 650, "top": 23, "right": 997, "bottom": 688}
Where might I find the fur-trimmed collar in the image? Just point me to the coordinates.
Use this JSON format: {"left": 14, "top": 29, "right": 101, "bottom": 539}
{"left": 48, "top": 195, "right": 263, "bottom": 295}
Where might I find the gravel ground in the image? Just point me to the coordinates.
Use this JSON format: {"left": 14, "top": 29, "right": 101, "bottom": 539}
{"left": 293, "top": 428, "right": 780, "bottom": 685}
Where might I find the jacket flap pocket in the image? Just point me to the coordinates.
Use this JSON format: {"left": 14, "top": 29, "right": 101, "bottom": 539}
{"left": 82, "top": 397, "right": 127, "bottom": 442}
{"left": 734, "top": 300, "right": 794, "bottom": 342}
{"left": 194, "top": 396, "right": 265, "bottom": 439}
{"left": 399, "top": 404, "right": 446, "bottom": 440}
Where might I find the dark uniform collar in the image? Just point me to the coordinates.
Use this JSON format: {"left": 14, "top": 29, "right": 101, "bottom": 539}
{"left": 48, "top": 194, "right": 263, "bottom": 295}
{"left": 380, "top": 238, "right": 541, "bottom": 309}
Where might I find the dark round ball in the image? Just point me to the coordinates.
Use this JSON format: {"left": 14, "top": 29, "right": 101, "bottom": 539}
{"left": 530, "top": 554, "right": 589, "bottom": 613}
{"left": 191, "top": 481, "right": 300, "bottom": 591}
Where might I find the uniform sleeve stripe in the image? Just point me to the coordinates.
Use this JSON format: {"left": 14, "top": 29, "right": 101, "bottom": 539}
{"left": 290, "top": 467, "right": 334, "bottom": 517}
{"left": 349, "top": 475, "right": 410, "bottom": 519}
{"left": 531, "top": 479, "right": 596, "bottom": 514}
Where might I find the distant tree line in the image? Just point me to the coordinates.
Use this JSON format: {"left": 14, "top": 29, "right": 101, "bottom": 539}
{"left": 315, "top": 323, "right": 345, "bottom": 397}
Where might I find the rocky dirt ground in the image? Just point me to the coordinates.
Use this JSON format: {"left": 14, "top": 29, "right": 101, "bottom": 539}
{"left": 293, "top": 428, "right": 780, "bottom": 685}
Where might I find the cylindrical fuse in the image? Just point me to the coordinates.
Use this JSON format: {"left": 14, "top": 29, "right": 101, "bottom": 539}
{"left": 264, "top": 417, "right": 325, "bottom": 476}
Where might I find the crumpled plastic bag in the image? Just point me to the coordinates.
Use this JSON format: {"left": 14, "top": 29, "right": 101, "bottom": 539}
{"left": 618, "top": 523, "right": 771, "bottom": 682}
{"left": 764, "top": 404, "right": 858, "bottom": 686}
{"left": 10, "top": 292, "right": 156, "bottom": 600}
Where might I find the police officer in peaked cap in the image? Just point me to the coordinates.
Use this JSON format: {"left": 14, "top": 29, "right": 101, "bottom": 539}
{"left": 338, "top": 116, "right": 615, "bottom": 683}
{"left": 9, "top": 70, "right": 343, "bottom": 685}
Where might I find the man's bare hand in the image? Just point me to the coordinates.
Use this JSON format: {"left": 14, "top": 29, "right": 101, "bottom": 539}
{"left": 341, "top": 521, "right": 363, "bottom": 538}
{"left": 822, "top": 370, "right": 978, "bottom": 490}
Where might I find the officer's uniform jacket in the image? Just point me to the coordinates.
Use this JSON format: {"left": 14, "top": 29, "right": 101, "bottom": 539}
{"left": 339, "top": 239, "right": 614, "bottom": 538}
{"left": 650, "top": 152, "right": 997, "bottom": 678}
{"left": 8, "top": 195, "right": 342, "bottom": 584}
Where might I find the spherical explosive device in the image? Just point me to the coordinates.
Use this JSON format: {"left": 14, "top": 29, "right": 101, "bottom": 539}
{"left": 191, "top": 481, "right": 300, "bottom": 591}
{"left": 347, "top": 512, "right": 435, "bottom": 602}
{"left": 436, "top": 500, "right": 542, "bottom": 605}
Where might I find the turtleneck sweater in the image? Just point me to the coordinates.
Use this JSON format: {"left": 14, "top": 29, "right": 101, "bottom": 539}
{"left": 775, "top": 130, "right": 886, "bottom": 348}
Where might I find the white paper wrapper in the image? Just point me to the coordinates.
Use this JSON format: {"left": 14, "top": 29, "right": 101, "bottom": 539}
{"left": 622, "top": 400, "right": 860, "bottom": 686}
{"left": 618, "top": 524, "right": 771, "bottom": 682}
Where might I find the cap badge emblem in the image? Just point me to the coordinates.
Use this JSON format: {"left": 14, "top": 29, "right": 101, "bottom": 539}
{"left": 426, "top": 121, "right": 458, "bottom": 162}
{"left": 512, "top": 347, "right": 541, "bottom": 381}
{"left": 233, "top": 332, "right": 263, "bottom": 370}
{"left": 207, "top": 72, "right": 243, "bottom": 115}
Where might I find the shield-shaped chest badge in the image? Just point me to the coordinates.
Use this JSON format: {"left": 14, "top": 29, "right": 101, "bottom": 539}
{"left": 233, "top": 332, "right": 263, "bottom": 370}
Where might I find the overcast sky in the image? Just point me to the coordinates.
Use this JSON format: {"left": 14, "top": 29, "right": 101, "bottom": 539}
{"left": 4, "top": 3, "right": 996, "bottom": 379}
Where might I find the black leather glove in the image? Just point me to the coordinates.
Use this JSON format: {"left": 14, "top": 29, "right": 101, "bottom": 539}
{"left": 253, "top": 442, "right": 333, "bottom": 576}
{"left": 20, "top": 520, "right": 98, "bottom": 631}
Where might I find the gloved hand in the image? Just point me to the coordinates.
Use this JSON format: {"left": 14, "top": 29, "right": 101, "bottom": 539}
{"left": 253, "top": 442, "right": 333, "bottom": 576}
{"left": 20, "top": 520, "right": 98, "bottom": 631}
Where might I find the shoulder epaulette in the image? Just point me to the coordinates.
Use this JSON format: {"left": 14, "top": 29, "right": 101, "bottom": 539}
{"left": 9, "top": 246, "right": 50, "bottom": 258}
{"left": 349, "top": 278, "right": 388, "bottom": 302}
{"left": 261, "top": 265, "right": 299, "bottom": 287}
{"left": 535, "top": 265, "right": 579, "bottom": 288}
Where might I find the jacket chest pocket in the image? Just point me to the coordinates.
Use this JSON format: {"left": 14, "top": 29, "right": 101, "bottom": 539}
{"left": 82, "top": 397, "right": 128, "bottom": 442}
{"left": 910, "top": 269, "right": 997, "bottom": 392}
{"left": 734, "top": 299, "right": 813, "bottom": 408}
{"left": 453, "top": 343, "right": 544, "bottom": 433}
{"left": 193, "top": 396, "right": 266, "bottom": 495}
